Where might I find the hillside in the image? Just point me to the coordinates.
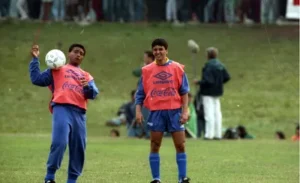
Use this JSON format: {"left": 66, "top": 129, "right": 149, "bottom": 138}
{"left": 0, "top": 21, "right": 298, "bottom": 138}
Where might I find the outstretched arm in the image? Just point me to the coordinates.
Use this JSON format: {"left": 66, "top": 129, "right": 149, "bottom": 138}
{"left": 29, "top": 57, "right": 53, "bottom": 87}
{"left": 29, "top": 45, "right": 53, "bottom": 87}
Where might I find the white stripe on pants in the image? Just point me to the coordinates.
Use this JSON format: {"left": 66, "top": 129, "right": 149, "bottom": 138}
{"left": 202, "top": 95, "right": 222, "bottom": 139}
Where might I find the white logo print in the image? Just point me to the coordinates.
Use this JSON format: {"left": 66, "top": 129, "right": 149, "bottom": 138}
{"left": 147, "top": 122, "right": 153, "bottom": 126}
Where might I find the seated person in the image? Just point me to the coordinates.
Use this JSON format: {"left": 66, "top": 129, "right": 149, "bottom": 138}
{"left": 105, "top": 105, "right": 127, "bottom": 126}
{"left": 126, "top": 90, "right": 139, "bottom": 137}
{"left": 236, "top": 125, "right": 254, "bottom": 139}
{"left": 223, "top": 127, "right": 238, "bottom": 140}
{"left": 127, "top": 102, "right": 150, "bottom": 139}
{"left": 106, "top": 90, "right": 136, "bottom": 126}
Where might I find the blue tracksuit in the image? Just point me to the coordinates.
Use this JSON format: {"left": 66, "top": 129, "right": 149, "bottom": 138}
{"left": 29, "top": 58, "right": 99, "bottom": 182}
{"left": 135, "top": 61, "right": 190, "bottom": 133}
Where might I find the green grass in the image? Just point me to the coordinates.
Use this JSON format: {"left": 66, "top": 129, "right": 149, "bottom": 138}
{"left": 0, "top": 21, "right": 299, "bottom": 182}
{"left": 0, "top": 22, "right": 298, "bottom": 137}
{"left": 0, "top": 134, "right": 299, "bottom": 183}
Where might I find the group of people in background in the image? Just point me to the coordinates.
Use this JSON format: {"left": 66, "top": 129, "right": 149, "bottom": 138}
{"left": 0, "top": 0, "right": 289, "bottom": 25}
{"left": 108, "top": 47, "right": 236, "bottom": 140}
{"left": 106, "top": 47, "right": 300, "bottom": 142}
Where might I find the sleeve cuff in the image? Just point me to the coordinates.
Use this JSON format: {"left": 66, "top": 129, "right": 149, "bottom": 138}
{"left": 180, "top": 91, "right": 189, "bottom": 96}
{"left": 32, "top": 57, "right": 39, "bottom": 62}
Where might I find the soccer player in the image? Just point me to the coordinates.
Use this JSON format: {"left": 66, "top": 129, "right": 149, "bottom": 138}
{"left": 132, "top": 50, "right": 155, "bottom": 78}
{"left": 135, "top": 38, "right": 191, "bottom": 183}
{"left": 29, "top": 44, "right": 99, "bottom": 183}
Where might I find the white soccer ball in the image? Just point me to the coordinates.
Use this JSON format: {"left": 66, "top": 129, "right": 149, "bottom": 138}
{"left": 45, "top": 49, "right": 66, "bottom": 69}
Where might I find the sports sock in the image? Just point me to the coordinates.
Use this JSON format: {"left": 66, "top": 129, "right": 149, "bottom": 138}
{"left": 149, "top": 153, "right": 160, "bottom": 180}
{"left": 176, "top": 153, "right": 187, "bottom": 181}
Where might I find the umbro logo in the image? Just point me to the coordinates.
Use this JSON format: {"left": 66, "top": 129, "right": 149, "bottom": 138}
{"left": 154, "top": 71, "right": 172, "bottom": 81}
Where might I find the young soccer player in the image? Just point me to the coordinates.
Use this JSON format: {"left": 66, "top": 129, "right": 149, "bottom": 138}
{"left": 135, "top": 39, "right": 191, "bottom": 183}
{"left": 29, "top": 44, "right": 99, "bottom": 183}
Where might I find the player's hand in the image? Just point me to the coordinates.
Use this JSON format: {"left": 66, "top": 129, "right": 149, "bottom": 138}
{"left": 135, "top": 111, "right": 143, "bottom": 125}
{"left": 180, "top": 111, "right": 189, "bottom": 124}
{"left": 31, "top": 45, "right": 40, "bottom": 58}
{"left": 80, "top": 77, "right": 88, "bottom": 87}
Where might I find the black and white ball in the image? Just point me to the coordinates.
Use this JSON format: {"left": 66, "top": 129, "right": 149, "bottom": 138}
{"left": 45, "top": 49, "right": 66, "bottom": 69}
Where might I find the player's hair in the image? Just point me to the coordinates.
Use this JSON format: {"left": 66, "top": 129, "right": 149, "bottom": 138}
{"left": 111, "top": 129, "right": 120, "bottom": 137}
{"left": 151, "top": 38, "right": 168, "bottom": 50}
{"left": 236, "top": 125, "right": 248, "bottom": 138}
{"left": 69, "top": 44, "right": 86, "bottom": 55}
{"left": 144, "top": 50, "right": 155, "bottom": 60}
{"left": 206, "top": 47, "right": 218, "bottom": 59}
{"left": 188, "top": 92, "right": 192, "bottom": 97}
{"left": 276, "top": 131, "right": 285, "bottom": 139}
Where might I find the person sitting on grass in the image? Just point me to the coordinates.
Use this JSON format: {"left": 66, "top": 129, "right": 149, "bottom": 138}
{"left": 105, "top": 104, "right": 127, "bottom": 127}
{"left": 236, "top": 125, "right": 254, "bottom": 139}
{"left": 275, "top": 131, "right": 285, "bottom": 140}
{"left": 106, "top": 90, "right": 136, "bottom": 127}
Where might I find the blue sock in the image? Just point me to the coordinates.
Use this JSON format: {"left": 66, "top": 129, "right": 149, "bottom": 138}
{"left": 176, "top": 153, "right": 187, "bottom": 181}
{"left": 45, "top": 168, "right": 56, "bottom": 181}
{"left": 67, "top": 179, "right": 76, "bottom": 183}
{"left": 149, "top": 153, "right": 160, "bottom": 180}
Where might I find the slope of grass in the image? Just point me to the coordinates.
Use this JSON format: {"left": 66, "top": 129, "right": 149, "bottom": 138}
{"left": 0, "top": 21, "right": 298, "bottom": 138}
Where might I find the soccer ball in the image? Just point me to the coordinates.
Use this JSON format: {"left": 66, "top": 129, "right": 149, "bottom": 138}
{"left": 45, "top": 49, "right": 66, "bottom": 69}
{"left": 187, "top": 39, "right": 199, "bottom": 53}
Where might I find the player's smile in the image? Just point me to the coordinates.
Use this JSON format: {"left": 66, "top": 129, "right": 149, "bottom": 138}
{"left": 152, "top": 45, "right": 167, "bottom": 62}
{"left": 155, "top": 53, "right": 163, "bottom": 59}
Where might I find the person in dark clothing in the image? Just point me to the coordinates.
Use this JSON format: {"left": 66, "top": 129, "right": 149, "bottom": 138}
{"left": 27, "top": 0, "right": 42, "bottom": 19}
{"left": 275, "top": 131, "right": 285, "bottom": 140}
{"left": 236, "top": 125, "right": 254, "bottom": 139}
{"left": 193, "top": 47, "right": 230, "bottom": 140}
{"left": 193, "top": 91, "right": 205, "bottom": 138}
{"left": 0, "top": 0, "right": 10, "bottom": 17}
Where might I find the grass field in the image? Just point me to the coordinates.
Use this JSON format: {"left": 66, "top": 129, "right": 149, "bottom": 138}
{"left": 0, "top": 21, "right": 299, "bottom": 182}
{"left": 0, "top": 134, "right": 299, "bottom": 183}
